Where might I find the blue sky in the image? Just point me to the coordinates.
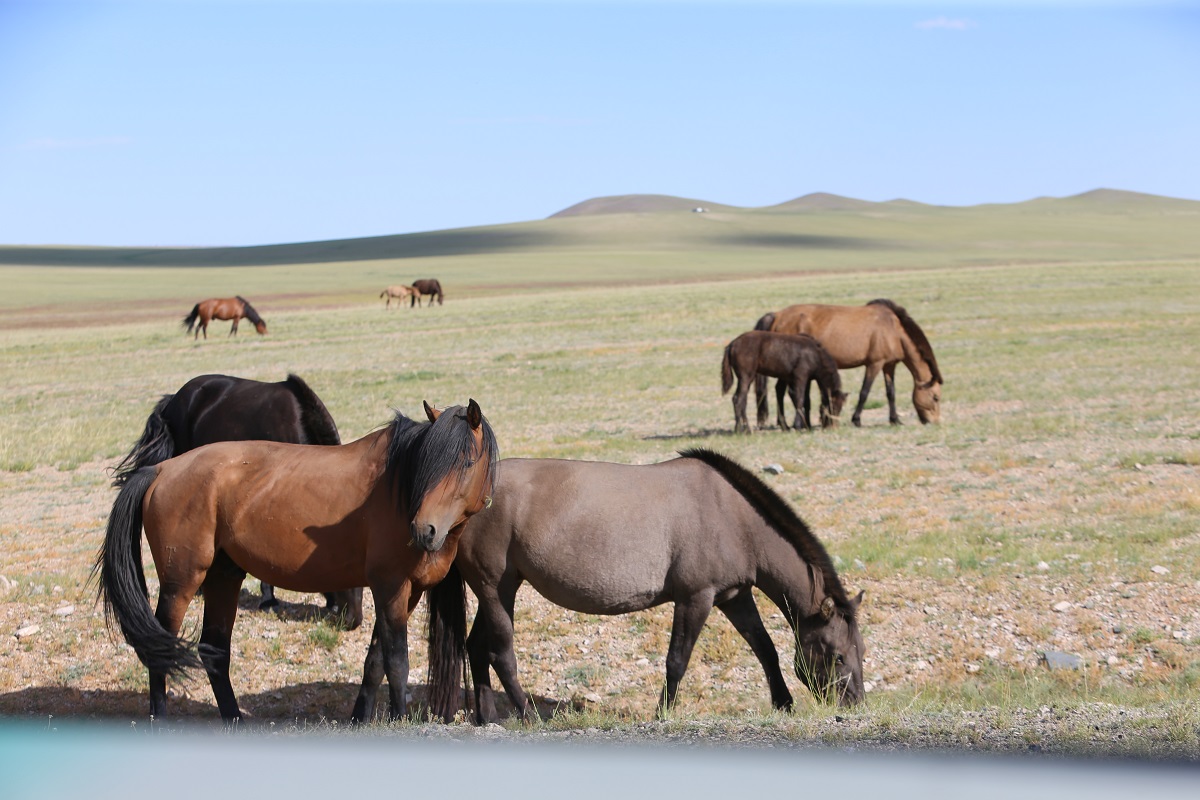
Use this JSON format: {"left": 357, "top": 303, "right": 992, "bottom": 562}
{"left": 1, "top": 1, "right": 1197, "bottom": 247}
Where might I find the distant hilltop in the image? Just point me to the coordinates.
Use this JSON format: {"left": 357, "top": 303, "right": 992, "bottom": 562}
{"left": 549, "top": 188, "right": 1194, "bottom": 218}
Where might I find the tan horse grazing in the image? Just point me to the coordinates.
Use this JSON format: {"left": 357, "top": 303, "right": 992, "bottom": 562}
{"left": 182, "top": 296, "right": 267, "bottom": 340}
{"left": 96, "top": 400, "right": 498, "bottom": 723}
{"left": 380, "top": 285, "right": 418, "bottom": 309}
{"left": 757, "top": 298, "right": 942, "bottom": 427}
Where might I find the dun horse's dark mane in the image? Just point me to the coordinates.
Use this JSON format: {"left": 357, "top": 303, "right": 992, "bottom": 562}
{"left": 284, "top": 374, "right": 341, "bottom": 446}
{"left": 677, "top": 448, "right": 854, "bottom": 618}
{"left": 867, "top": 299, "right": 942, "bottom": 384}
{"left": 384, "top": 406, "right": 498, "bottom": 515}
{"left": 236, "top": 296, "right": 265, "bottom": 327}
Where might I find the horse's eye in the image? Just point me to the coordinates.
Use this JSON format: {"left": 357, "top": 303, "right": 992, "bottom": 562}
{"left": 836, "top": 655, "right": 845, "bottom": 666}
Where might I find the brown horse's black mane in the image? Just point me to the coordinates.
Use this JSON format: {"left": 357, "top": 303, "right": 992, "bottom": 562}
{"left": 385, "top": 406, "right": 498, "bottom": 516}
{"left": 677, "top": 448, "right": 854, "bottom": 618}
{"left": 867, "top": 299, "right": 942, "bottom": 384}
{"left": 236, "top": 296, "right": 265, "bottom": 328}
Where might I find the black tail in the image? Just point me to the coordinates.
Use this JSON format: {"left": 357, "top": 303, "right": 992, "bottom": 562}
{"left": 425, "top": 562, "right": 467, "bottom": 722}
{"left": 93, "top": 467, "right": 201, "bottom": 678}
{"left": 284, "top": 374, "right": 342, "bottom": 446}
{"left": 182, "top": 305, "right": 200, "bottom": 333}
{"left": 109, "top": 396, "right": 176, "bottom": 488}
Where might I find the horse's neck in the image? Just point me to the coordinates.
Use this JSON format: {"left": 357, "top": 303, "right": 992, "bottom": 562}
{"left": 900, "top": 335, "right": 934, "bottom": 384}
{"left": 753, "top": 533, "right": 822, "bottom": 623}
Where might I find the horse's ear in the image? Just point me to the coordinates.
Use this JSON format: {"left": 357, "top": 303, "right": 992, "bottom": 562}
{"left": 820, "top": 596, "right": 836, "bottom": 621}
{"left": 423, "top": 400, "right": 441, "bottom": 422}
{"left": 466, "top": 398, "right": 483, "bottom": 430}
{"left": 852, "top": 590, "right": 865, "bottom": 610}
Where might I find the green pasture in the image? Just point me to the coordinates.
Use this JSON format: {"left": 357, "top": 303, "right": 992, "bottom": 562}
{"left": 2, "top": 195, "right": 1199, "bottom": 748}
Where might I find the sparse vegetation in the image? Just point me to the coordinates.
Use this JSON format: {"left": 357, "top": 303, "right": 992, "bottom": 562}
{"left": 1, "top": 200, "right": 1198, "bottom": 755}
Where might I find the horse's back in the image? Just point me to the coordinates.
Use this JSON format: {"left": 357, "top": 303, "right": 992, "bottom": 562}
{"left": 459, "top": 458, "right": 757, "bottom": 613}
{"left": 772, "top": 303, "right": 902, "bottom": 367}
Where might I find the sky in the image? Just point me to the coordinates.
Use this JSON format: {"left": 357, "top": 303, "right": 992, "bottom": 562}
{"left": 1, "top": 0, "right": 1197, "bottom": 247}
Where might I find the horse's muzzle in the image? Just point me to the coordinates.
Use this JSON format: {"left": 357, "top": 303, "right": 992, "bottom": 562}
{"left": 409, "top": 521, "right": 441, "bottom": 552}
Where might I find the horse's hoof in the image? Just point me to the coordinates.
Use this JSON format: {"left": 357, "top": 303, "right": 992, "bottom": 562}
{"left": 257, "top": 599, "right": 281, "bottom": 611}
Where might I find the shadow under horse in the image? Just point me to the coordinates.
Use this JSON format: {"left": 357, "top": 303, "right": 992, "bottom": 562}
{"left": 110, "top": 373, "right": 361, "bottom": 625}
{"left": 721, "top": 330, "right": 847, "bottom": 433}
{"left": 408, "top": 449, "right": 865, "bottom": 725}
{"left": 755, "top": 298, "right": 942, "bottom": 426}
{"left": 97, "top": 399, "right": 498, "bottom": 723}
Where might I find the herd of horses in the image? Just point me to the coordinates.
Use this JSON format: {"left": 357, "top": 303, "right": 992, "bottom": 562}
{"left": 180, "top": 279, "right": 445, "bottom": 341}
{"left": 96, "top": 296, "right": 942, "bottom": 724}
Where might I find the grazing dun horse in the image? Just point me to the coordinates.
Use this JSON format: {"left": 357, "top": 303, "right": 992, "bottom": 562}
{"left": 392, "top": 449, "right": 866, "bottom": 724}
{"left": 96, "top": 400, "right": 498, "bottom": 723}
{"left": 756, "top": 298, "right": 942, "bottom": 426}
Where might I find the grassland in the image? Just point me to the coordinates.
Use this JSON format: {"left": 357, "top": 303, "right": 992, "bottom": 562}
{"left": 1, "top": 193, "right": 1198, "bottom": 755}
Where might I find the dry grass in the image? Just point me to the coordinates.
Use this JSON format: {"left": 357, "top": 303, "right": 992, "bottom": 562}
{"left": 1, "top": 259, "right": 1198, "bottom": 755}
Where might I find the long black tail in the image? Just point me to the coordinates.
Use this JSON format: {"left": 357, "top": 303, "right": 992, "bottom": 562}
{"left": 109, "top": 396, "right": 176, "bottom": 488}
{"left": 182, "top": 305, "right": 200, "bottom": 333}
{"left": 425, "top": 562, "right": 467, "bottom": 721}
{"left": 93, "top": 466, "right": 201, "bottom": 678}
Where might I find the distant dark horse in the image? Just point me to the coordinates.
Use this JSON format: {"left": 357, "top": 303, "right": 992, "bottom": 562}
{"left": 110, "top": 374, "right": 362, "bottom": 626}
{"left": 182, "top": 296, "right": 267, "bottom": 340}
{"left": 722, "top": 331, "right": 846, "bottom": 433}
{"left": 411, "top": 279, "right": 444, "bottom": 307}
{"left": 97, "top": 400, "right": 498, "bottom": 722}
{"left": 413, "top": 450, "right": 864, "bottom": 724}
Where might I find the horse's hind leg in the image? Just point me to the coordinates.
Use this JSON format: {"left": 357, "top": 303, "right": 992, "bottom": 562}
{"left": 732, "top": 374, "right": 752, "bottom": 434}
{"left": 774, "top": 380, "right": 790, "bottom": 431}
{"left": 717, "top": 592, "right": 793, "bottom": 710}
{"left": 754, "top": 374, "right": 770, "bottom": 429}
{"left": 851, "top": 364, "right": 881, "bottom": 427}
{"left": 351, "top": 618, "right": 386, "bottom": 723}
{"left": 659, "top": 590, "right": 715, "bottom": 716}
{"left": 149, "top": 580, "right": 203, "bottom": 718}
{"left": 883, "top": 362, "right": 901, "bottom": 425}
{"left": 198, "top": 551, "right": 246, "bottom": 722}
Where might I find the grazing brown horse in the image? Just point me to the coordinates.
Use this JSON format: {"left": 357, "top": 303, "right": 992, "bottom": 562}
{"left": 411, "top": 278, "right": 444, "bottom": 307}
{"left": 109, "top": 373, "right": 361, "bottom": 625}
{"left": 380, "top": 285, "right": 418, "bottom": 309}
{"left": 721, "top": 331, "right": 847, "bottom": 433}
{"left": 756, "top": 298, "right": 942, "bottom": 426}
{"left": 182, "top": 296, "right": 267, "bottom": 340}
{"left": 96, "top": 400, "right": 498, "bottom": 723}
{"left": 407, "top": 449, "right": 865, "bottom": 724}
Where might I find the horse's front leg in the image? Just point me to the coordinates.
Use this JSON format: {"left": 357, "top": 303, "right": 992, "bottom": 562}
{"left": 774, "top": 379, "right": 790, "bottom": 431}
{"left": 351, "top": 617, "right": 386, "bottom": 723}
{"left": 883, "top": 362, "right": 901, "bottom": 425}
{"left": 229, "top": 318, "right": 239, "bottom": 337}
{"left": 377, "top": 587, "right": 413, "bottom": 721}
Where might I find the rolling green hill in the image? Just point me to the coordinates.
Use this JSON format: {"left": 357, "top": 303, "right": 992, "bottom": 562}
{"left": 2, "top": 189, "right": 1198, "bottom": 311}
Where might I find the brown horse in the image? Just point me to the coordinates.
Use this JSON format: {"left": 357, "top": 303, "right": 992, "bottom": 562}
{"left": 414, "top": 449, "right": 865, "bottom": 724}
{"left": 722, "top": 331, "right": 847, "bottom": 433}
{"left": 412, "top": 278, "right": 444, "bottom": 306}
{"left": 757, "top": 298, "right": 942, "bottom": 426}
{"left": 182, "top": 296, "right": 267, "bottom": 340}
{"left": 95, "top": 400, "right": 498, "bottom": 723}
{"left": 380, "top": 285, "right": 418, "bottom": 309}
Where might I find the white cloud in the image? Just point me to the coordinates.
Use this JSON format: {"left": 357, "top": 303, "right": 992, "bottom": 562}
{"left": 915, "top": 17, "right": 977, "bottom": 31}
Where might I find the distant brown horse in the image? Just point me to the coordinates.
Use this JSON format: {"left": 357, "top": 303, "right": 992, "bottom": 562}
{"left": 380, "top": 285, "right": 418, "bottom": 309}
{"left": 722, "top": 331, "right": 847, "bottom": 433}
{"left": 96, "top": 400, "right": 498, "bottom": 723}
{"left": 756, "top": 298, "right": 942, "bottom": 426}
{"left": 182, "top": 296, "right": 267, "bottom": 340}
{"left": 411, "top": 278, "right": 444, "bottom": 307}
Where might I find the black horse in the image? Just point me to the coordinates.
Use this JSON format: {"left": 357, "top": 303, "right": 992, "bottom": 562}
{"left": 110, "top": 373, "right": 363, "bottom": 628}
